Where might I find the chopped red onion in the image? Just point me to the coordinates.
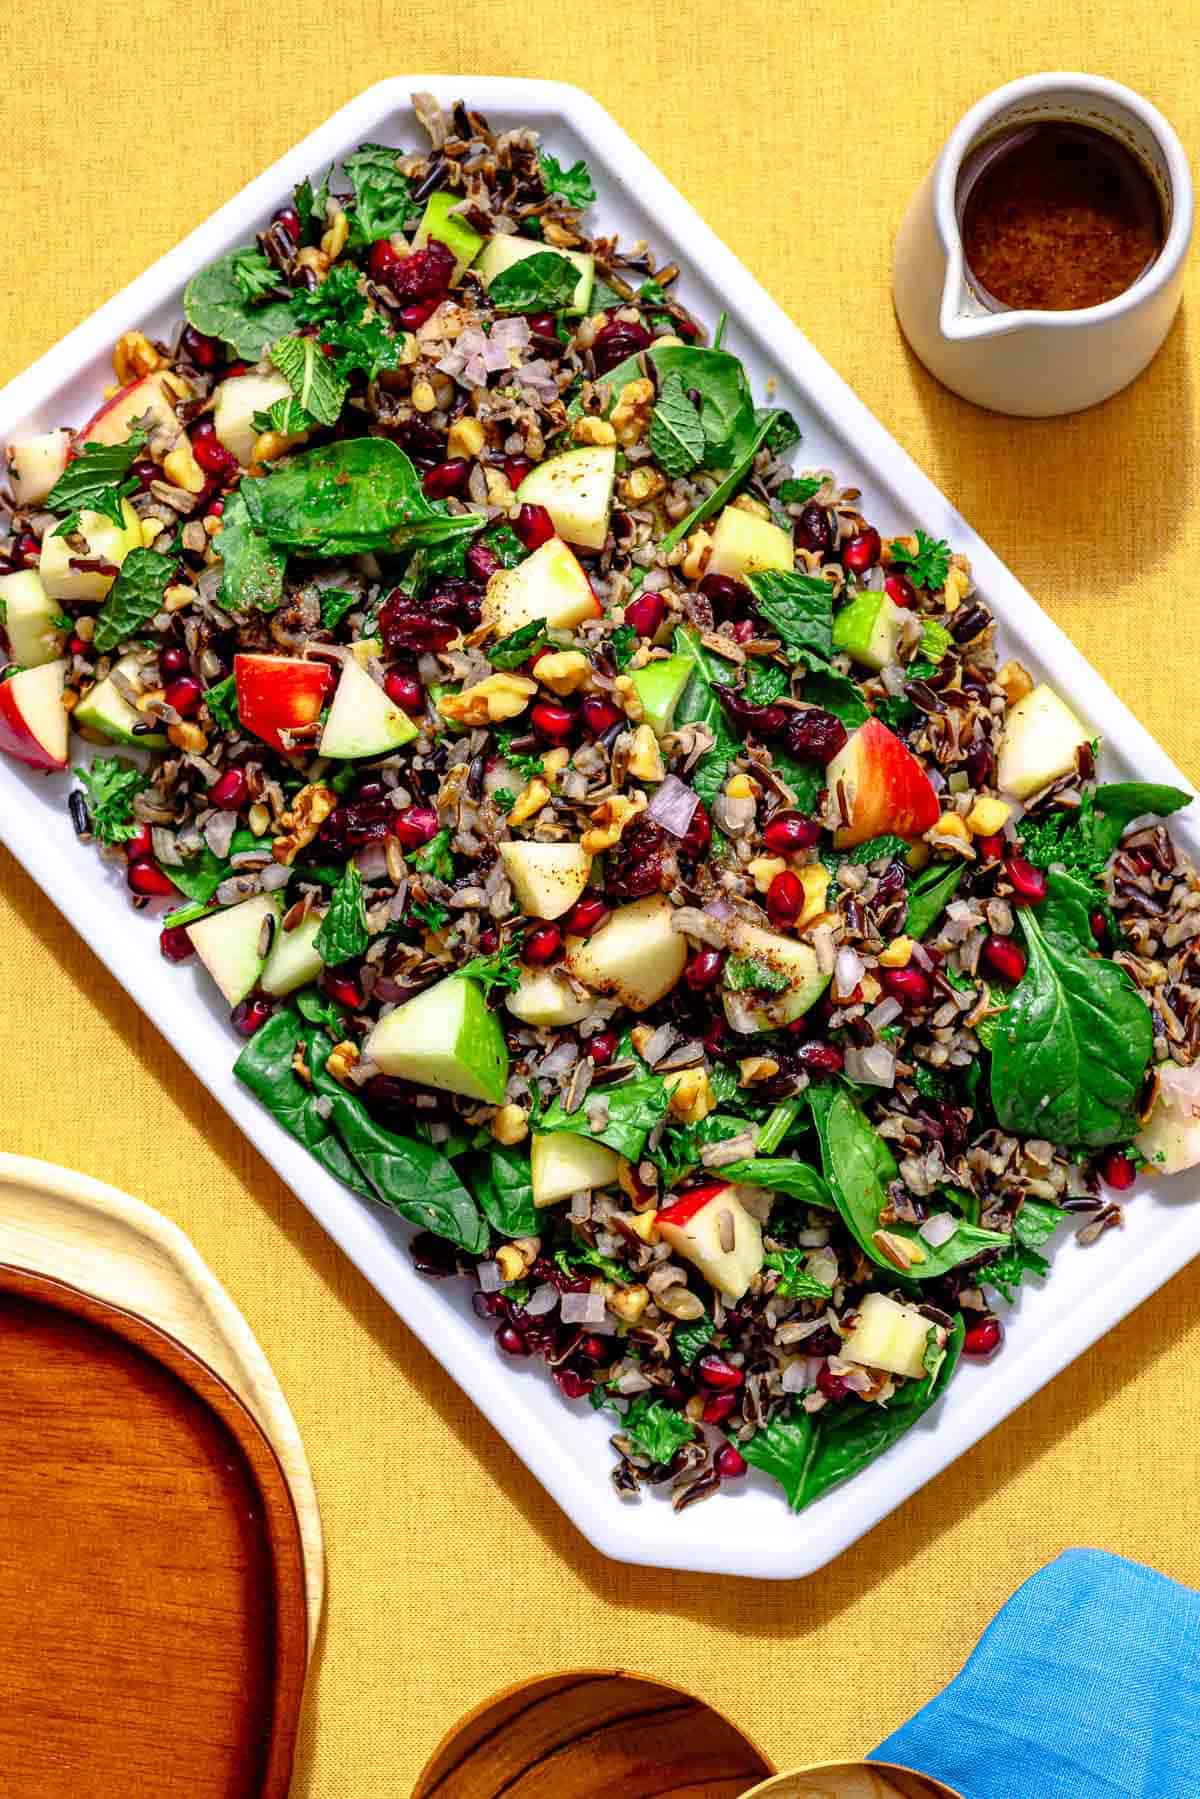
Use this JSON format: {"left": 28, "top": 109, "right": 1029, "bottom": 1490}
{"left": 259, "top": 863, "right": 291, "bottom": 891}
{"left": 782, "top": 1361, "right": 810, "bottom": 1393}
{"left": 477, "top": 1260, "right": 502, "bottom": 1294}
{"left": 919, "top": 1212, "right": 958, "bottom": 1249}
{"left": 647, "top": 773, "right": 699, "bottom": 837}
{"left": 482, "top": 336, "right": 517, "bottom": 374}
{"left": 702, "top": 894, "right": 733, "bottom": 921}
{"left": 489, "top": 316, "right": 530, "bottom": 352}
{"left": 844, "top": 1044, "right": 896, "bottom": 1088}
{"left": 461, "top": 353, "right": 487, "bottom": 388}
{"left": 561, "top": 1290, "right": 606, "bottom": 1326}
{"left": 908, "top": 939, "right": 935, "bottom": 972}
{"left": 354, "top": 842, "right": 389, "bottom": 879}
{"left": 834, "top": 946, "right": 864, "bottom": 999}
{"left": 524, "top": 1282, "right": 559, "bottom": 1317}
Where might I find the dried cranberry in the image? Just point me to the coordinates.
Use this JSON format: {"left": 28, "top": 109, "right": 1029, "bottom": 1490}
{"left": 513, "top": 503, "right": 556, "bottom": 551}
{"left": 389, "top": 417, "right": 445, "bottom": 465}
{"left": 624, "top": 589, "right": 666, "bottom": 637}
{"left": 966, "top": 742, "right": 995, "bottom": 788}
{"left": 465, "top": 540, "right": 502, "bottom": 585}
{"left": 606, "top": 818, "right": 671, "bottom": 897}
{"left": 587, "top": 1029, "right": 617, "bottom": 1066}
{"left": 384, "top": 671, "right": 424, "bottom": 713}
{"left": 181, "top": 325, "right": 220, "bottom": 369}
{"left": 817, "top": 1365, "right": 849, "bottom": 1401}
{"left": 884, "top": 570, "right": 917, "bottom": 609}
{"left": 421, "top": 459, "right": 470, "bottom": 499}
{"left": 272, "top": 206, "right": 301, "bottom": 243}
{"left": 126, "top": 859, "right": 177, "bottom": 897}
{"left": 842, "top": 528, "right": 881, "bottom": 573}
{"left": 580, "top": 695, "right": 623, "bottom": 737}
{"left": 384, "top": 239, "right": 455, "bottom": 303}
{"left": 563, "top": 892, "right": 609, "bottom": 936}
{"left": 795, "top": 1040, "right": 844, "bottom": 1077}
{"left": 159, "top": 924, "right": 195, "bottom": 963}
{"left": 676, "top": 801, "right": 711, "bottom": 860}
{"left": 698, "top": 1353, "right": 743, "bottom": 1391}
{"left": 762, "top": 810, "right": 822, "bottom": 853}
{"left": 980, "top": 935, "right": 1027, "bottom": 984}
{"left": 210, "top": 767, "right": 248, "bottom": 811}
{"left": 398, "top": 298, "right": 441, "bottom": 330}
{"left": 715, "top": 685, "right": 788, "bottom": 738}
{"left": 504, "top": 455, "right": 534, "bottom": 491}
{"left": 530, "top": 699, "right": 576, "bottom": 743}
{"left": 699, "top": 571, "right": 750, "bottom": 621}
{"left": 368, "top": 239, "right": 403, "bottom": 283}
{"left": 714, "top": 1444, "right": 748, "bottom": 1479}
{"left": 782, "top": 708, "right": 847, "bottom": 764}
{"left": 767, "top": 869, "right": 804, "bottom": 925}
{"left": 592, "top": 317, "right": 652, "bottom": 374}
{"left": 685, "top": 948, "right": 725, "bottom": 990}
{"left": 165, "top": 675, "right": 203, "bottom": 718}
{"left": 317, "top": 796, "right": 395, "bottom": 854}
{"left": 231, "top": 995, "right": 273, "bottom": 1036}
{"left": 392, "top": 804, "right": 440, "bottom": 849}
{"left": 1098, "top": 1149, "right": 1137, "bottom": 1191}
{"left": 523, "top": 923, "right": 563, "bottom": 966}
{"left": 379, "top": 582, "right": 481, "bottom": 656}
{"left": 963, "top": 1316, "right": 1003, "bottom": 1359}
{"left": 702, "top": 1017, "right": 727, "bottom": 1058}
{"left": 794, "top": 502, "right": 833, "bottom": 556}
{"left": 1005, "top": 855, "right": 1048, "bottom": 904}
{"left": 879, "top": 965, "right": 932, "bottom": 1008}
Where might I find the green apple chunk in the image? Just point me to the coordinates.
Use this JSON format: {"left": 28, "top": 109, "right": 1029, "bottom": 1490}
{"left": 499, "top": 841, "right": 591, "bottom": 919}
{"left": 260, "top": 912, "right": 325, "bottom": 998}
{"left": 364, "top": 974, "right": 508, "bottom": 1104}
{"left": 658, "top": 1188, "right": 764, "bottom": 1301}
{"left": 74, "top": 653, "right": 170, "bottom": 749}
{"left": 516, "top": 447, "right": 615, "bottom": 551}
{"left": 319, "top": 655, "right": 418, "bottom": 759}
{"left": 1136, "top": 1063, "right": 1200, "bottom": 1176}
{"left": 630, "top": 653, "right": 693, "bottom": 739}
{"left": 722, "top": 919, "right": 829, "bottom": 1032}
{"left": 187, "top": 893, "right": 283, "bottom": 1008}
{"left": 0, "top": 569, "right": 66, "bottom": 668}
{"left": 832, "top": 592, "right": 908, "bottom": 671}
{"left": 531, "top": 1131, "right": 622, "bottom": 1208}
{"left": 474, "top": 235, "right": 595, "bottom": 314}
{"left": 413, "top": 192, "right": 484, "bottom": 280}
{"left": 839, "top": 1292, "right": 941, "bottom": 1380}
{"left": 213, "top": 371, "right": 292, "bottom": 467}
{"left": 565, "top": 894, "right": 686, "bottom": 1011}
{"left": 997, "top": 682, "right": 1091, "bottom": 800}
{"left": 481, "top": 537, "right": 600, "bottom": 634}
{"left": 706, "top": 505, "right": 794, "bottom": 579}
{"left": 504, "top": 967, "right": 593, "bottom": 1028}
{"left": 39, "top": 500, "right": 142, "bottom": 603}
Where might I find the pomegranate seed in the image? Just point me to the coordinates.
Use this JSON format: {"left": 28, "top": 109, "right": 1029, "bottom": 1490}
{"left": 976, "top": 832, "right": 1005, "bottom": 862}
{"left": 384, "top": 671, "right": 424, "bottom": 714}
{"left": 1127, "top": 849, "right": 1154, "bottom": 875}
{"left": 181, "top": 325, "right": 219, "bottom": 368}
{"left": 762, "top": 810, "right": 822, "bottom": 854}
{"left": 165, "top": 675, "right": 203, "bottom": 718}
{"left": 125, "top": 823, "right": 154, "bottom": 861}
{"left": 678, "top": 802, "right": 711, "bottom": 859}
{"left": 159, "top": 645, "right": 189, "bottom": 677}
{"left": 496, "top": 1323, "right": 531, "bottom": 1357}
{"left": 1098, "top": 1149, "right": 1137, "bottom": 1191}
{"left": 698, "top": 572, "right": 748, "bottom": 621}
{"left": 580, "top": 695, "right": 623, "bottom": 738}
{"left": 685, "top": 947, "right": 725, "bottom": 990}
{"left": 592, "top": 317, "right": 652, "bottom": 374}
{"left": 16, "top": 533, "right": 40, "bottom": 567}
{"left": 368, "top": 239, "right": 402, "bottom": 282}
{"left": 714, "top": 1444, "right": 748, "bottom": 1479}
{"left": 159, "top": 924, "right": 195, "bottom": 962}
{"left": 1090, "top": 909, "right": 1109, "bottom": 946}
{"left": 504, "top": 455, "right": 534, "bottom": 490}
{"left": 130, "top": 458, "right": 157, "bottom": 491}
{"left": 127, "top": 859, "right": 177, "bottom": 897}
{"left": 210, "top": 767, "right": 248, "bottom": 810}
{"left": 624, "top": 589, "right": 666, "bottom": 638}
{"left": 731, "top": 619, "right": 755, "bottom": 643}
{"left": 398, "top": 298, "right": 440, "bottom": 329}
{"left": 842, "top": 528, "right": 882, "bottom": 574}
{"left": 701, "top": 1392, "right": 738, "bottom": 1425}
{"left": 697, "top": 1353, "right": 744, "bottom": 1391}
{"left": 465, "top": 540, "right": 502, "bottom": 585}
{"left": 530, "top": 699, "right": 576, "bottom": 744}
{"left": 879, "top": 965, "right": 932, "bottom": 1008}
{"left": 513, "top": 503, "right": 556, "bottom": 551}
{"left": 207, "top": 498, "right": 225, "bottom": 520}
{"left": 702, "top": 1018, "right": 727, "bottom": 1058}
{"left": 963, "top": 1316, "right": 1003, "bottom": 1359}
{"left": 422, "top": 459, "right": 470, "bottom": 499}
{"left": 554, "top": 1367, "right": 592, "bottom": 1400}
{"left": 793, "top": 502, "right": 833, "bottom": 556}
{"left": 980, "top": 934, "right": 1027, "bottom": 984}
{"left": 523, "top": 923, "right": 563, "bottom": 966}
{"left": 795, "top": 1040, "right": 844, "bottom": 1077}
{"left": 68, "top": 634, "right": 90, "bottom": 658}
{"left": 191, "top": 431, "right": 238, "bottom": 478}
{"left": 476, "top": 926, "right": 499, "bottom": 954}
{"left": 884, "top": 570, "right": 918, "bottom": 609}
{"left": 1005, "top": 855, "right": 1048, "bottom": 904}
{"left": 231, "top": 995, "right": 273, "bottom": 1036}
{"left": 525, "top": 312, "right": 559, "bottom": 341}
{"left": 563, "top": 892, "right": 609, "bottom": 935}
{"left": 324, "top": 973, "right": 363, "bottom": 1009}
{"left": 767, "top": 869, "right": 804, "bottom": 925}
{"left": 577, "top": 1334, "right": 607, "bottom": 1361}
{"left": 817, "top": 1365, "right": 849, "bottom": 1401}
{"left": 392, "top": 804, "right": 440, "bottom": 849}
{"left": 587, "top": 1029, "right": 617, "bottom": 1066}
{"left": 272, "top": 206, "right": 301, "bottom": 243}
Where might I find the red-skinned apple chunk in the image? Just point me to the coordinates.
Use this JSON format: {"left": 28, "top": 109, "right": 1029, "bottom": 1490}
{"left": 825, "top": 717, "right": 939, "bottom": 848}
{"left": 0, "top": 659, "right": 70, "bottom": 770}
{"left": 657, "top": 1184, "right": 764, "bottom": 1301}
{"left": 234, "top": 654, "right": 333, "bottom": 751}
{"left": 79, "top": 371, "right": 181, "bottom": 446}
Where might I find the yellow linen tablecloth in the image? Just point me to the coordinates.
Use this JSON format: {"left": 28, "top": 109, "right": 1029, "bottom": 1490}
{"left": 4, "top": 6, "right": 1200, "bottom": 1791}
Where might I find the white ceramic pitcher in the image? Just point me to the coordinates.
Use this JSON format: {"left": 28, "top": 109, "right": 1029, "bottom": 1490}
{"left": 893, "top": 73, "right": 1193, "bottom": 416}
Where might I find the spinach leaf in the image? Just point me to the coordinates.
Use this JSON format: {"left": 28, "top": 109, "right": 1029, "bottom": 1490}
{"left": 649, "top": 371, "right": 706, "bottom": 477}
{"left": 242, "top": 438, "right": 483, "bottom": 557}
{"left": 314, "top": 862, "right": 368, "bottom": 966}
{"left": 1038, "top": 867, "right": 1100, "bottom": 957}
{"left": 473, "top": 1142, "right": 538, "bottom": 1239}
{"left": 807, "top": 1085, "right": 1008, "bottom": 1278}
{"left": 204, "top": 672, "right": 240, "bottom": 732}
{"left": 747, "top": 570, "right": 834, "bottom": 663}
{"left": 1088, "top": 782, "right": 1191, "bottom": 859}
{"left": 92, "top": 549, "right": 175, "bottom": 654}
{"left": 990, "top": 906, "right": 1153, "bottom": 1148}
{"left": 319, "top": 587, "right": 359, "bottom": 632}
{"left": 672, "top": 625, "right": 742, "bottom": 807}
{"left": 166, "top": 827, "right": 274, "bottom": 905}
{"left": 659, "top": 412, "right": 777, "bottom": 555}
{"left": 45, "top": 431, "right": 145, "bottom": 534}
{"left": 538, "top": 151, "right": 596, "bottom": 207}
{"left": 744, "top": 660, "right": 789, "bottom": 706}
{"left": 489, "top": 251, "right": 580, "bottom": 314}
{"left": 845, "top": 833, "right": 909, "bottom": 866}
{"left": 73, "top": 757, "right": 147, "bottom": 845}
{"left": 905, "top": 861, "right": 964, "bottom": 939}
{"left": 214, "top": 491, "right": 286, "bottom": 614}
{"left": 742, "top": 1313, "right": 964, "bottom": 1511}
{"left": 183, "top": 249, "right": 301, "bottom": 359}
{"left": 270, "top": 333, "right": 349, "bottom": 427}
{"left": 294, "top": 168, "right": 331, "bottom": 246}
{"left": 718, "top": 1157, "right": 832, "bottom": 1208}
{"left": 234, "top": 1011, "right": 373, "bottom": 1197}
{"left": 1014, "top": 1197, "right": 1066, "bottom": 1248}
{"left": 539, "top": 1074, "right": 669, "bottom": 1163}
{"left": 343, "top": 142, "right": 414, "bottom": 246}
{"left": 888, "top": 531, "right": 952, "bottom": 593}
{"left": 294, "top": 987, "right": 348, "bottom": 1034}
{"left": 777, "top": 476, "right": 823, "bottom": 505}
{"left": 762, "top": 1249, "right": 833, "bottom": 1298}
{"left": 489, "top": 619, "right": 549, "bottom": 669}
{"left": 756, "top": 1099, "right": 803, "bottom": 1154}
{"left": 649, "top": 344, "right": 754, "bottom": 468}
{"left": 756, "top": 407, "right": 802, "bottom": 454}
{"left": 672, "top": 1318, "right": 714, "bottom": 1365}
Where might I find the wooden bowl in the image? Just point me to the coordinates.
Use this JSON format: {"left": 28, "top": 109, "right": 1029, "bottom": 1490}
{"left": 411, "top": 1669, "right": 775, "bottom": 1798}
{"left": 741, "top": 1764, "right": 963, "bottom": 1798}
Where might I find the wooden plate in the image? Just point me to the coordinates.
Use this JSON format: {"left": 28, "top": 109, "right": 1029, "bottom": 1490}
{"left": 741, "top": 1765, "right": 963, "bottom": 1798}
{"left": 411, "top": 1668, "right": 775, "bottom": 1798}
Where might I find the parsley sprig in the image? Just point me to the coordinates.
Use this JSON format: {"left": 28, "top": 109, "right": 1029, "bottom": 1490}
{"left": 889, "top": 531, "right": 952, "bottom": 593}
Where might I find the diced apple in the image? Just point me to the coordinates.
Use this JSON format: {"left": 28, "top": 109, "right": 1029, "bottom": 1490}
{"left": 839, "top": 1292, "right": 941, "bottom": 1381}
{"left": 364, "top": 974, "right": 509, "bottom": 1103}
{"left": 657, "top": 1183, "right": 764, "bottom": 1301}
{"left": 475, "top": 235, "right": 595, "bottom": 314}
{"left": 73, "top": 652, "right": 169, "bottom": 749}
{"left": 187, "top": 892, "right": 282, "bottom": 1007}
{"left": 722, "top": 918, "right": 829, "bottom": 1032}
{"left": 997, "top": 682, "right": 1092, "bottom": 801}
{"left": 234, "top": 653, "right": 334, "bottom": 752}
{"left": 0, "top": 570, "right": 66, "bottom": 668}
{"left": 80, "top": 371, "right": 182, "bottom": 446}
{"left": 705, "top": 505, "right": 794, "bottom": 580}
{"left": 319, "top": 656, "right": 418, "bottom": 759}
{"left": 0, "top": 659, "right": 69, "bottom": 771}
{"left": 412, "top": 192, "right": 484, "bottom": 281}
{"left": 630, "top": 654, "right": 693, "bottom": 739}
{"left": 499, "top": 841, "right": 591, "bottom": 920}
{"left": 531, "top": 1132, "right": 622, "bottom": 1208}
{"left": 482, "top": 537, "right": 601, "bottom": 635}
{"left": 516, "top": 447, "right": 615, "bottom": 551}
{"left": 38, "top": 500, "right": 142, "bottom": 603}
{"left": 4, "top": 430, "right": 70, "bottom": 506}
{"left": 565, "top": 893, "right": 687, "bottom": 1011}
{"left": 825, "top": 717, "right": 940, "bottom": 848}
{"left": 504, "top": 967, "right": 594, "bottom": 1027}
{"left": 260, "top": 911, "right": 325, "bottom": 998}
{"left": 213, "top": 371, "right": 292, "bottom": 467}
{"left": 1136, "top": 1062, "right": 1200, "bottom": 1176}
{"left": 832, "top": 592, "right": 908, "bottom": 671}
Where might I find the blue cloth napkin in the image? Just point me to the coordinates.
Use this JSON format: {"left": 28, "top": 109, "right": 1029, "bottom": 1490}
{"left": 871, "top": 1549, "right": 1200, "bottom": 1798}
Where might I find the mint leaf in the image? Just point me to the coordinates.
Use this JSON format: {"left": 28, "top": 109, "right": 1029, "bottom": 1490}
{"left": 744, "top": 660, "right": 789, "bottom": 706}
{"left": 762, "top": 1249, "right": 833, "bottom": 1299}
{"left": 73, "top": 757, "right": 148, "bottom": 845}
{"left": 488, "top": 250, "right": 580, "bottom": 315}
{"left": 538, "top": 151, "right": 596, "bottom": 208}
{"left": 672, "top": 1317, "right": 713, "bottom": 1366}
{"left": 747, "top": 570, "right": 835, "bottom": 664}
{"left": 649, "top": 371, "right": 705, "bottom": 477}
{"left": 184, "top": 249, "right": 301, "bottom": 359}
{"left": 319, "top": 587, "right": 359, "bottom": 631}
{"left": 45, "top": 432, "right": 146, "bottom": 533}
{"left": 92, "top": 548, "right": 174, "bottom": 654}
{"left": 270, "top": 334, "right": 349, "bottom": 428}
{"left": 756, "top": 407, "right": 801, "bottom": 454}
{"left": 204, "top": 673, "right": 240, "bottom": 732}
{"left": 489, "top": 619, "right": 549, "bottom": 670}
{"left": 846, "top": 832, "right": 909, "bottom": 866}
{"left": 778, "top": 476, "right": 822, "bottom": 505}
{"left": 294, "top": 168, "right": 331, "bottom": 245}
{"left": 314, "top": 863, "right": 368, "bottom": 966}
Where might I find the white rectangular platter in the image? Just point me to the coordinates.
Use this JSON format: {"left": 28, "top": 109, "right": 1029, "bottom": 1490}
{"left": 1, "top": 76, "right": 1196, "bottom": 1579}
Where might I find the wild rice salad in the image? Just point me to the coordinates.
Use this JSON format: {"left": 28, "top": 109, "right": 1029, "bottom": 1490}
{"left": 4, "top": 93, "right": 1199, "bottom": 1516}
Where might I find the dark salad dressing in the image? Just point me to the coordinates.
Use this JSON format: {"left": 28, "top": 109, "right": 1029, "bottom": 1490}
{"left": 960, "top": 121, "right": 1165, "bottom": 312}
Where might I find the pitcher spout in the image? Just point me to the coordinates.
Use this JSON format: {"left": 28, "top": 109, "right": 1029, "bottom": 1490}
{"left": 939, "top": 256, "right": 1020, "bottom": 341}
